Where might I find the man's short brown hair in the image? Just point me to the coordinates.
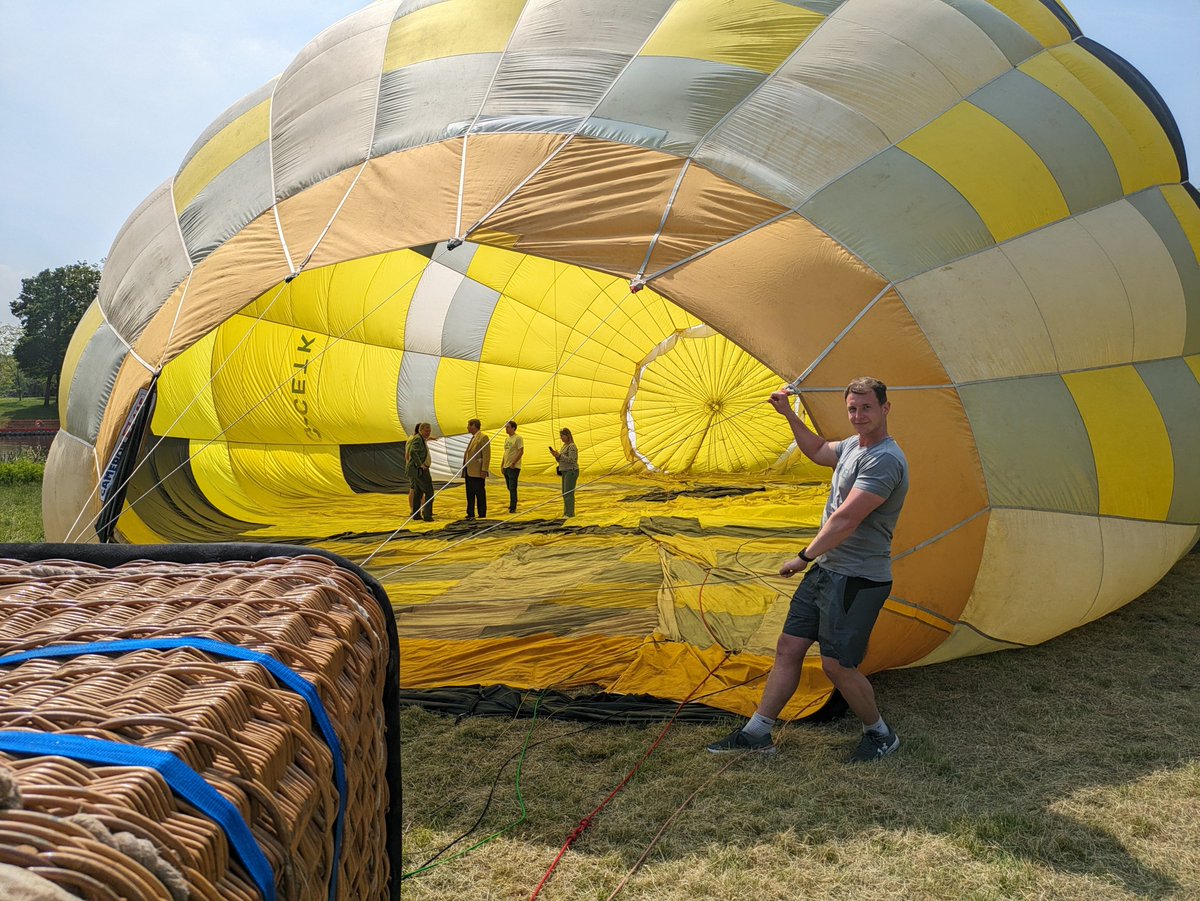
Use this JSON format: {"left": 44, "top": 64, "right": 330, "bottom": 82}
{"left": 845, "top": 377, "right": 887, "bottom": 404}
{"left": 467, "top": 418, "right": 481, "bottom": 429}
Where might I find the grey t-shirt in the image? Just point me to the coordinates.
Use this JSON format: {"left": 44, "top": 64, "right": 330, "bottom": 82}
{"left": 818, "top": 436, "right": 908, "bottom": 582}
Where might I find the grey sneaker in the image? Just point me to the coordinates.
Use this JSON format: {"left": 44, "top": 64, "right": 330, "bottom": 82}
{"left": 706, "top": 727, "right": 776, "bottom": 755}
{"left": 849, "top": 727, "right": 899, "bottom": 763}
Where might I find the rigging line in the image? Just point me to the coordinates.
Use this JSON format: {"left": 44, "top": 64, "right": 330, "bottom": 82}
{"left": 452, "top": 0, "right": 534, "bottom": 239}
{"left": 793, "top": 281, "right": 894, "bottom": 387}
{"left": 634, "top": 160, "right": 692, "bottom": 281}
{"left": 61, "top": 275, "right": 297, "bottom": 542}
{"left": 527, "top": 650, "right": 732, "bottom": 901}
{"left": 401, "top": 692, "right": 546, "bottom": 880}
{"left": 81, "top": 246, "right": 452, "bottom": 542}
{"left": 294, "top": 159, "right": 371, "bottom": 273}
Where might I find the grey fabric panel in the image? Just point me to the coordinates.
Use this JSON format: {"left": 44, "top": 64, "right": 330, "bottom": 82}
{"left": 178, "top": 142, "right": 274, "bottom": 266}
{"left": 505, "top": 0, "right": 673, "bottom": 55}
{"left": 398, "top": 351, "right": 442, "bottom": 436}
{"left": 585, "top": 57, "right": 765, "bottom": 155}
{"left": 271, "top": 2, "right": 394, "bottom": 202}
{"left": 442, "top": 279, "right": 501, "bottom": 361}
{"left": 697, "top": 63, "right": 890, "bottom": 208}
{"left": 340, "top": 441, "right": 410, "bottom": 494}
{"left": 784, "top": 0, "right": 844, "bottom": 13}
{"left": 1128, "top": 189, "right": 1200, "bottom": 354}
{"left": 177, "top": 79, "right": 277, "bottom": 176}
{"left": 435, "top": 240, "right": 478, "bottom": 276}
{"left": 393, "top": 0, "right": 448, "bottom": 18}
{"left": 799, "top": 148, "right": 995, "bottom": 282}
{"left": 938, "top": 0, "right": 1043, "bottom": 66}
{"left": 97, "top": 181, "right": 191, "bottom": 347}
{"left": 970, "top": 71, "right": 1122, "bottom": 215}
{"left": 483, "top": 49, "right": 649, "bottom": 121}
{"left": 1134, "top": 358, "right": 1200, "bottom": 523}
{"left": 959, "top": 376, "right": 1099, "bottom": 514}
{"left": 65, "top": 325, "right": 129, "bottom": 445}
{"left": 374, "top": 54, "right": 500, "bottom": 154}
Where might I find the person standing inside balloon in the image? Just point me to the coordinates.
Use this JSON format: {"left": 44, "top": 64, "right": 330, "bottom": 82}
{"left": 463, "top": 418, "right": 491, "bottom": 520}
{"left": 549, "top": 428, "right": 579, "bottom": 518}
{"left": 501, "top": 420, "right": 524, "bottom": 513}
{"left": 709, "top": 377, "right": 908, "bottom": 763}
{"left": 405, "top": 422, "right": 435, "bottom": 522}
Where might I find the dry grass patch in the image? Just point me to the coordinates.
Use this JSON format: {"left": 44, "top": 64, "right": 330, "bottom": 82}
{"left": 401, "top": 554, "right": 1200, "bottom": 900}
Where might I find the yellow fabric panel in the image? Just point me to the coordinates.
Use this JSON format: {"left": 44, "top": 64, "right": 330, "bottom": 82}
{"left": 965, "top": 508, "right": 1102, "bottom": 645}
{"left": 899, "top": 103, "right": 1069, "bottom": 243}
{"left": 59, "top": 301, "right": 106, "bottom": 413}
{"left": 907, "top": 625, "right": 1021, "bottom": 666}
{"left": 1021, "top": 46, "right": 1179, "bottom": 194}
{"left": 189, "top": 441, "right": 356, "bottom": 527}
{"left": 1090, "top": 519, "right": 1199, "bottom": 623}
{"left": 152, "top": 328, "right": 220, "bottom": 439}
{"left": 984, "top": 0, "right": 1070, "bottom": 48}
{"left": 1064, "top": 366, "right": 1173, "bottom": 521}
{"left": 384, "top": 0, "right": 526, "bottom": 71}
{"left": 1162, "top": 185, "right": 1200, "bottom": 263}
{"left": 860, "top": 605, "right": 952, "bottom": 674}
{"left": 466, "top": 242, "right": 526, "bottom": 296}
{"left": 244, "top": 252, "right": 424, "bottom": 350}
{"left": 641, "top": 0, "right": 822, "bottom": 74}
{"left": 1188, "top": 355, "right": 1200, "bottom": 384}
{"left": 203, "top": 314, "right": 402, "bottom": 445}
{"left": 41, "top": 435, "right": 100, "bottom": 543}
{"left": 114, "top": 505, "right": 166, "bottom": 544}
{"left": 172, "top": 99, "right": 271, "bottom": 211}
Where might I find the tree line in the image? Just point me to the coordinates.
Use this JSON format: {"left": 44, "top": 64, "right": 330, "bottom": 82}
{"left": 4, "top": 261, "right": 100, "bottom": 408}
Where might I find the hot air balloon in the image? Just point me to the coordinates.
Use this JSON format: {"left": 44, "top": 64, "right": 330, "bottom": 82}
{"left": 48, "top": 0, "right": 1200, "bottom": 719}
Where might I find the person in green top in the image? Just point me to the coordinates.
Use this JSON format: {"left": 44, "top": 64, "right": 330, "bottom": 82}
{"left": 405, "top": 422, "right": 435, "bottom": 522}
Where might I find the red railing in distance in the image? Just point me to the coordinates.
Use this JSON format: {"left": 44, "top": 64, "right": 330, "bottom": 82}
{"left": 0, "top": 419, "right": 59, "bottom": 434}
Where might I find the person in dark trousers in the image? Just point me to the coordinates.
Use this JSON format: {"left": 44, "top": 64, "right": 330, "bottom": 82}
{"left": 463, "top": 418, "right": 491, "bottom": 520}
{"left": 405, "top": 422, "right": 435, "bottom": 522}
{"left": 548, "top": 427, "right": 579, "bottom": 517}
{"left": 708, "top": 377, "right": 908, "bottom": 763}
{"left": 501, "top": 420, "right": 524, "bottom": 513}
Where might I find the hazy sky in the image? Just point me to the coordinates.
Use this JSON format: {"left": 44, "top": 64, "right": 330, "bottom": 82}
{"left": 1, "top": 0, "right": 1196, "bottom": 328}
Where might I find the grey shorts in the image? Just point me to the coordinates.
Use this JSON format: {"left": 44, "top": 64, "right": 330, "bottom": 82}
{"left": 782, "top": 564, "right": 892, "bottom": 667}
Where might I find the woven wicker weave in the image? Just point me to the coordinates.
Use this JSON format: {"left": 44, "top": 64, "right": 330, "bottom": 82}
{"left": 0, "top": 552, "right": 393, "bottom": 901}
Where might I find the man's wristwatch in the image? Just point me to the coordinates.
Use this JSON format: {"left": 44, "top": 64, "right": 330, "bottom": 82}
{"left": 798, "top": 548, "right": 815, "bottom": 563}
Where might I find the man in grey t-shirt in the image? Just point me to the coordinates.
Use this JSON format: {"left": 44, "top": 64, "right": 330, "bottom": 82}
{"left": 708, "top": 376, "right": 908, "bottom": 763}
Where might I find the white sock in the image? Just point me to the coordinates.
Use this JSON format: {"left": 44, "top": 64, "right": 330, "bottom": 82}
{"left": 865, "top": 716, "right": 889, "bottom": 736}
{"left": 742, "top": 712, "right": 775, "bottom": 738}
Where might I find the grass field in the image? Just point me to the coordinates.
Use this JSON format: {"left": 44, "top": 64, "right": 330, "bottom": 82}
{"left": 0, "top": 397, "right": 57, "bottom": 423}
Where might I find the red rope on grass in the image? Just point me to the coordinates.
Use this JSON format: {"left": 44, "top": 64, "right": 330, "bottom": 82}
{"left": 529, "top": 572, "right": 727, "bottom": 900}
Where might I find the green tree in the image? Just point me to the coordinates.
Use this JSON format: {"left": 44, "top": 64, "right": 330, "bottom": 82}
{"left": 0, "top": 324, "right": 26, "bottom": 399}
{"left": 10, "top": 262, "right": 100, "bottom": 406}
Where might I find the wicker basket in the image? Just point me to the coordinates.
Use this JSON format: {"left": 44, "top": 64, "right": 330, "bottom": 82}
{"left": 0, "top": 547, "right": 398, "bottom": 901}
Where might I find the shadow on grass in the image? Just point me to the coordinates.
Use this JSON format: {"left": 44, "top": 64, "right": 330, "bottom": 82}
{"left": 401, "top": 553, "right": 1200, "bottom": 896}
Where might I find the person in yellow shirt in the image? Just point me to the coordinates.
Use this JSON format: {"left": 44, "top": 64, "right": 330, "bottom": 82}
{"left": 463, "top": 418, "right": 491, "bottom": 520}
{"left": 501, "top": 420, "right": 524, "bottom": 513}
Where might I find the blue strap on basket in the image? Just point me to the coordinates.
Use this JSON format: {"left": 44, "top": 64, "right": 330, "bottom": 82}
{"left": 0, "top": 729, "right": 276, "bottom": 901}
{"left": 0, "top": 638, "right": 348, "bottom": 900}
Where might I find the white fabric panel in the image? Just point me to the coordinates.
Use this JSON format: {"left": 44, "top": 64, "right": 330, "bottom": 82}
{"left": 786, "top": 11, "right": 964, "bottom": 142}
{"left": 835, "top": 0, "right": 1010, "bottom": 97}
{"left": 1000, "top": 219, "right": 1135, "bottom": 372}
{"left": 397, "top": 351, "right": 440, "bottom": 435}
{"left": 429, "top": 432, "right": 470, "bottom": 480}
{"left": 1075, "top": 201, "right": 1188, "bottom": 362}
{"left": 959, "top": 509, "right": 1103, "bottom": 647}
{"left": 98, "top": 181, "right": 191, "bottom": 347}
{"left": 271, "top": 1, "right": 396, "bottom": 202}
{"left": 1089, "top": 519, "right": 1199, "bottom": 624}
{"left": 898, "top": 248, "right": 1057, "bottom": 381}
{"left": 406, "top": 262, "right": 465, "bottom": 355}
{"left": 698, "top": 67, "right": 890, "bottom": 208}
{"left": 43, "top": 432, "right": 101, "bottom": 543}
